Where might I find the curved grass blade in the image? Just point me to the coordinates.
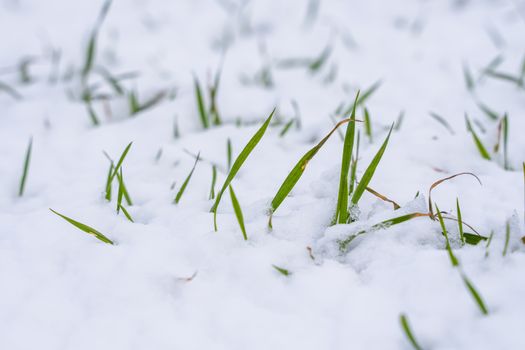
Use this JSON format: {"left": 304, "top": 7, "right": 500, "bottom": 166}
{"left": 270, "top": 117, "right": 359, "bottom": 227}
{"left": 429, "top": 112, "right": 454, "bottom": 135}
{"left": 335, "top": 92, "right": 358, "bottom": 224}
{"left": 350, "top": 124, "right": 394, "bottom": 206}
{"left": 174, "top": 153, "right": 200, "bottom": 204}
{"left": 18, "top": 137, "right": 32, "bottom": 197}
{"left": 427, "top": 172, "right": 481, "bottom": 218}
{"left": 211, "top": 109, "right": 275, "bottom": 231}
{"left": 50, "top": 209, "right": 113, "bottom": 244}
{"left": 366, "top": 187, "right": 400, "bottom": 210}
{"left": 229, "top": 185, "right": 247, "bottom": 240}
{"left": 399, "top": 314, "right": 423, "bottom": 350}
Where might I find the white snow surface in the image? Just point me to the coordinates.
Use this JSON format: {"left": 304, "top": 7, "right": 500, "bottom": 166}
{"left": 1, "top": 0, "right": 525, "bottom": 349}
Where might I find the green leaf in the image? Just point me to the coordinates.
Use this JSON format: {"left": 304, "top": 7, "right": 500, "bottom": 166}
{"left": 211, "top": 109, "right": 275, "bottom": 231}
{"left": 209, "top": 165, "right": 217, "bottom": 200}
{"left": 118, "top": 205, "right": 134, "bottom": 223}
{"left": 229, "top": 185, "right": 247, "bottom": 240}
{"left": 335, "top": 92, "right": 358, "bottom": 224}
{"left": 464, "top": 233, "right": 488, "bottom": 245}
{"left": 50, "top": 209, "right": 114, "bottom": 244}
{"left": 399, "top": 314, "right": 423, "bottom": 350}
{"left": 18, "top": 137, "right": 32, "bottom": 197}
{"left": 502, "top": 219, "right": 510, "bottom": 256}
{"left": 351, "top": 124, "right": 393, "bottom": 206}
{"left": 363, "top": 107, "right": 373, "bottom": 141}
{"left": 174, "top": 153, "right": 200, "bottom": 204}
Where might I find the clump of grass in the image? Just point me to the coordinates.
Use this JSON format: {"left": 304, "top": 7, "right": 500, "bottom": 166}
{"left": 174, "top": 153, "right": 200, "bottom": 204}
{"left": 211, "top": 109, "right": 275, "bottom": 231}
{"left": 272, "top": 265, "right": 291, "bottom": 276}
{"left": 18, "top": 137, "right": 32, "bottom": 197}
{"left": 50, "top": 209, "right": 113, "bottom": 244}
{"left": 229, "top": 185, "right": 247, "bottom": 240}
{"left": 399, "top": 314, "right": 423, "bottom": 350}
{"left": 269, "top": 117, "right": 360, "bottom": 228}
{"left": 104, "top": 142, "right": 133, "bottom": 201}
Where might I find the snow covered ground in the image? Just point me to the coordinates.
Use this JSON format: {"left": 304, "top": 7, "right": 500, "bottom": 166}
{"left": 1, "top": 0, "right": 525, "bottom": 349}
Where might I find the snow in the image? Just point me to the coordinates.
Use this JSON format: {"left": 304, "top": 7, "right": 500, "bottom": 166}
{"left": 1, "top": 0, "right": 525, "bottom": 349}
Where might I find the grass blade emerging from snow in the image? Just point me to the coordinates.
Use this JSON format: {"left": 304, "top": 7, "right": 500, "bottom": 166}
{"left": 456, "top": 198, "right": 465, "bottom": 244}
{"left": 209, "top": 165, "right": 217, "bottom": 200}
{"left": 436, "top": 205, "right": 459, "bottom": 267}
{"left": 272, "top": 265, "right": 291, "bottom": 276}
{"left": 462, "top": 274, "right": 489, "bottom": 315}
{"left": 50, "top": 209, "right": 113, "bottom": 244}
{"left": 229, "top": 185, "right": 247, "bottom": 240}
{"left": 465, "top": 115, "right": 491, "bottom": 160}
{"left": 211, "top": 109, "right": 275, "bottom": 230}
{"left": 335, "top": 92, "right": 358, "bottom": 224}
{"left": 18, "top": 137, "right": 32, "bottom": 197}
{"left": 270, "top": 117, "right": 360, "bottom": 227}
{"left": 399, "top": 314, "right": 423, "bottom": 350}
{"left": 174, "top": 153, "right": 200, "bottom": 204}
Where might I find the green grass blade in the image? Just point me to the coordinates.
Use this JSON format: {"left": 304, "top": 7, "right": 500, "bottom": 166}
{"left": 279, "top": 119, "right": 295, "bottom": 137}
{"left": 50, "top": 209, "right": 113, "bottom": 244}
{"left": 18, "top": 137, "right": 32, "bottom": 197}
{"left": 461, "top": 273, "right": 489, "bottom": 315}
{"left": 87, "top": 103, "right": 100, "bottom": 126}
{"left": 502, "top": 114, "right": 509, "bottom": 170}
{"left": 399, "top": 314, "right": 423, "bottom": 350}
{"left": 349, "top": 131, "right": 360, "bottom": 195}
{"left": 463, "top": 64, "right": 475, "bottom": 92}
{"left": 456, "top": 198, "right": 464, "bottom": 244}
{"left": 502, "top": 219, "right": 510, "bottom": 256}
{"left": 0, "top": 80, "right": 23, "bottom": 100}
{"left": 477, "top": 102, "right": 499, "bottom": 121}
{"left": 335, "top": 92, "right": 358, "bottom": 224}
{"left": 118, "top": 205, "right": 134, "bottom": 223}
{"left": 364, "top": 107, "right": 373, "bottom": 142}
{"left": 211, "top": 109, "right": 275, "bottom": 230}
{"left": 351, "top": 124, "right": 393, "bottom": 205}
{"left": 226, "top": 138, "right": 232, "bottom": 170}
{"left": 109, "top": 142, "right": 133, "bottom": 182}
{"left": 209, "top": 165, "right": 217, "bottom": 200}
{"left": 272, "top": 265, "right": 291, "bottom": 276}
{"left": 82, "top": 0, "right": 112, "bottom": 79}
{"left": 308, "top": 46, "right": 332, "bottom": 73}
{"left": 229, "top": 185, "right": 247, "bottom": 240}
{"left": 429, "top": 112, "right": 454, "bottom": 135}
{"left": 104, "top": 163, "right": 114, "bottom": 201}
{"left": 436, "top": 204, "right": 459, "bottom": 267}
{"left": 174, "top": 153, "right": 200, "bottom": 204}
{"left": 465, "top": 115, "right": 491, "bottom": 160}
{"left": 194, "top": 77, "right": 209, "bottom": 129}
{"left": 485, "top": 230, "right": 494, "bottom": 257}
